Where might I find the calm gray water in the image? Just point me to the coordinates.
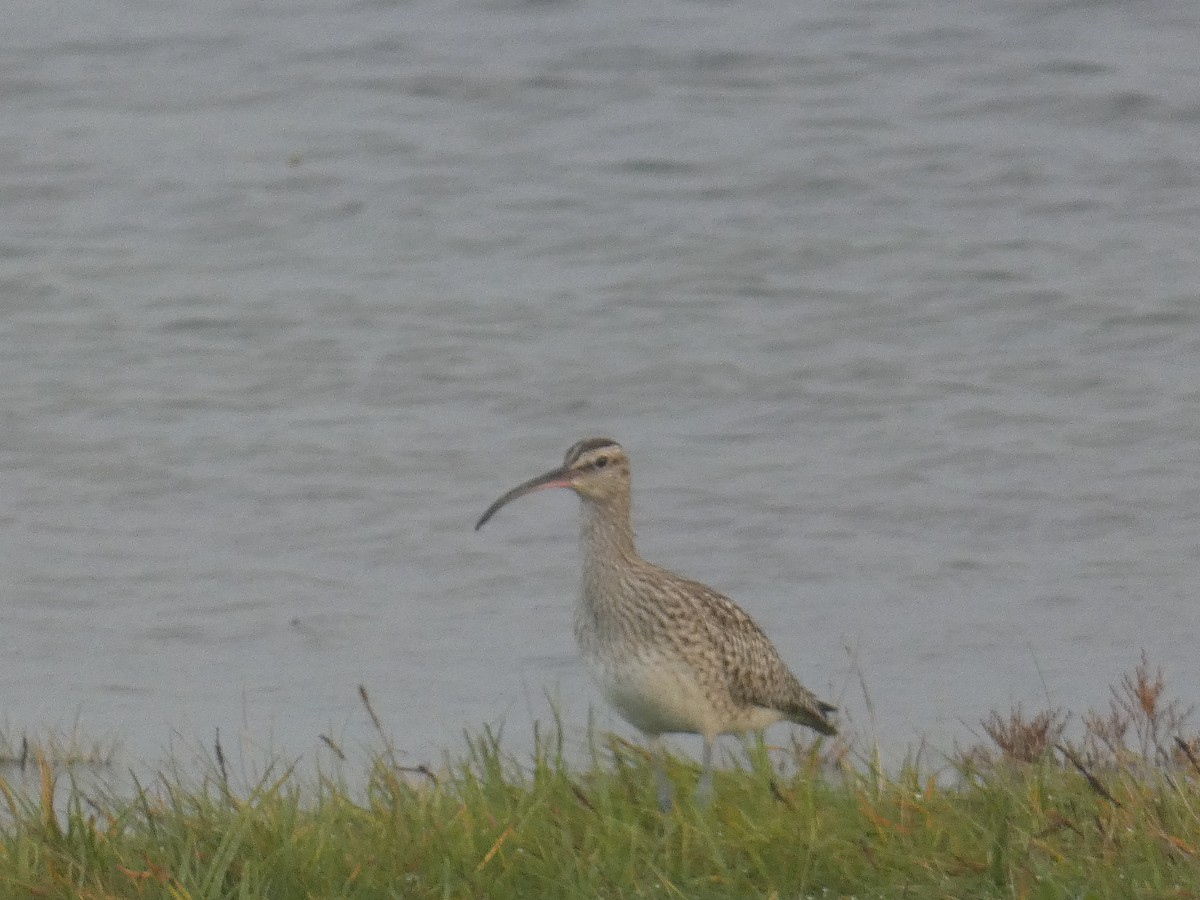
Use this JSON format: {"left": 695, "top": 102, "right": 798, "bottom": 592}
{"left": 3, "top": 0, "right": 1200, "bottom": 772}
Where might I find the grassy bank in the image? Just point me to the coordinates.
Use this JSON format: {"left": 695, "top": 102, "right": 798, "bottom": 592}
{"left": 2, "top": 658, "right": 1199, "bottom": 899}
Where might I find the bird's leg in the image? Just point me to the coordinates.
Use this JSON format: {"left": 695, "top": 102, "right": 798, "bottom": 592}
{"left": 695, "top": 736, "right": 714, "bottom": 808}
{"left": 650, "top": 736, "right": 674, "bottom": 812}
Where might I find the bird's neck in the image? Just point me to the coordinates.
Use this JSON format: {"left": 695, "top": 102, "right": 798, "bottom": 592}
{"left": 578, "top": 494, "right": 639, "bottom": 580}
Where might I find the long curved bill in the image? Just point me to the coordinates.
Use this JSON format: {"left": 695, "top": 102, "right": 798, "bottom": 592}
{"left": 475, "top": 466, "right": 574, "bottom": 530}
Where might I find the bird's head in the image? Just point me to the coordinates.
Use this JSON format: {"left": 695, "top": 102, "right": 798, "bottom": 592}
{"left": 475, "top": 437, "right": 630, "bottom": 530}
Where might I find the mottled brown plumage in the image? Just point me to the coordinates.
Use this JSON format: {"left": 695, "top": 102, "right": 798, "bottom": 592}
{"left": 476, "top": 437, "right": 835, "bottom": 809}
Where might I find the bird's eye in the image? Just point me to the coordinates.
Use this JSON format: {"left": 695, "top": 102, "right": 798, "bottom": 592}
{"left": 594, "top": 455, "right": 609, "bottom": 469}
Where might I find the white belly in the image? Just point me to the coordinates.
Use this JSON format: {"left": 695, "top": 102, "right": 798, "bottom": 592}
{"left": 584, "top": 651, "right": 722, "bottom": 738}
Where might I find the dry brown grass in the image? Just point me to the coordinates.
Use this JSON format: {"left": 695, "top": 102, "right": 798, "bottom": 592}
{"left": 956, "top": 650, "right": 1198, "bottom": 779}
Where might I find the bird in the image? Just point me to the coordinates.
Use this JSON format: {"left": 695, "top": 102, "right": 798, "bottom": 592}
{"left": 474, "top": 437, "right": 836, "bottom": 811}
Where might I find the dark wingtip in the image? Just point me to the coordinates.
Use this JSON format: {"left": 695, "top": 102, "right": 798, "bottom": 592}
{"left": 797, "top": 701, "right": 838, "bottom": 736}
{"left": 820, "top": 702, "right": 839, "bottom": 736}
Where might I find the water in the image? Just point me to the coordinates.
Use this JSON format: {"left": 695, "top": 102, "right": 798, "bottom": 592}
{"left": 3, "top": 0, "right": 1200, "bottom": 773}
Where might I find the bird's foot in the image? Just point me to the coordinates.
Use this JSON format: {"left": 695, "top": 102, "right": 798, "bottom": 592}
{"left": 655, "top": 768, "right": 675, "bottom": 812}
{"left": 694, "top": 769, "right": 713, "bottom": 809}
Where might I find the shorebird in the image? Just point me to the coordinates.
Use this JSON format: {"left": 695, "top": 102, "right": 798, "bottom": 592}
{"left": 475, "top": 437, "right": 836, "bottom": 810}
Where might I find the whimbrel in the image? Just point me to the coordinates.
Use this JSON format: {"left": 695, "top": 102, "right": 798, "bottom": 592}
{"left": 475, "top": 438, "right": 836, "bottom": 810}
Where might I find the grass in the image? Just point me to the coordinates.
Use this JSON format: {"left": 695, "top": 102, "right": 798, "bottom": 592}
{"left": 1, "top": 656, "right": 1199, "bottom": 899}
{"left": 0, "top": 723, "right": 118, "bottom": 771}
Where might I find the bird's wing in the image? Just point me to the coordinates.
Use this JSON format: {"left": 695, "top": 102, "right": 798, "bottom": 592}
{"left": 674, "top": 574, "right": 837, "bottom": 736}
